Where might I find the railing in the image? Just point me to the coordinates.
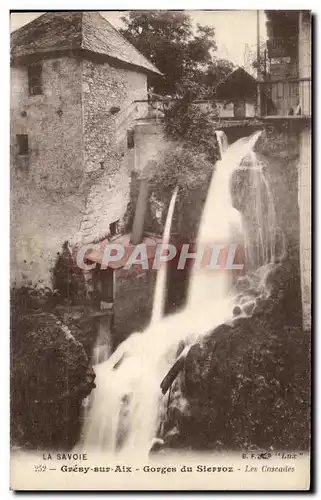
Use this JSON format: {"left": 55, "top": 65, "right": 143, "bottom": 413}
{"left": 134, "top": 94, "right": 175, "bottom": 119}
{"left": 258, "top": 78, "right": 311, "bottom": 118}
{"left": 115, "top": 93, "right": 171, "bottom": 131}
{"left": 133, "top": 96, "right": 217, "bottom": 120}
{"left": 266, "top": 36, "right": 298, "bottom": 59}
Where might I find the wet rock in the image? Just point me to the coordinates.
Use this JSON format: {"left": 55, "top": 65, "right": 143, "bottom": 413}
{"left": 232, "top": 305, "right": 242, "bottom": 317}
{"left": 11, "top": 312, "right": 95, "bottom": 450}
{"left": 53, "top": 305, "right": 98, "bottom": 358}
{"left": 168, "top": 276, "right": 309, "bottom": 451}
{"left": 149, "top": 438, "right": 165, "bottom": 454}
{"left": 242, "top": 300, "right": 256, "bottom": 316}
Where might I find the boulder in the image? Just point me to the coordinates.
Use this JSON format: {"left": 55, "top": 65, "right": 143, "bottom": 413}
{"left": 178, "top": 312, "right": 309, "bottom": 451}
{"left": 11, "top": 312, "right": 96, "bottom": 450}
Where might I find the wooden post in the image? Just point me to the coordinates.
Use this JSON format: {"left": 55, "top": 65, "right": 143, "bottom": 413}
{"left": 130, "top": 177, "right": 149, "bottom": 245}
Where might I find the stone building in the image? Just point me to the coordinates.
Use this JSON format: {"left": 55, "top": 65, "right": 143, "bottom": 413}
{"left": 262, "top": 10, "right": 311, "bottom": 331}
{"left": 10, "top": 11, "right": 163, "bottom": 293}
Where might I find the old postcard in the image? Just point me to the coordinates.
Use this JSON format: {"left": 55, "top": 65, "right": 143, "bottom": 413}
{"left": 10, "top": 10, "right": 311, "bottom": 491}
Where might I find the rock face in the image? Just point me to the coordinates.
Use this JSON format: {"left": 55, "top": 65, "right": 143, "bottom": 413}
{"left": 11, "top": 312, "right": 96, "bottom": 450}
{"left": 161, "top": 263, "right": 310, "bottom": 451}
{"left": 181, "top": 321, "right": 309, "bottom": 451}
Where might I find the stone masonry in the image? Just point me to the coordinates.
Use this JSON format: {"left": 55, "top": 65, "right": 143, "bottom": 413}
{"left": 11, "top": 56, "right": 85, "bottom": 287}
{"left": 10, "top": 12, "right": 162, "bottom": 289}
{"left": 79, "top": 59, "right": 148, "bottom": 245}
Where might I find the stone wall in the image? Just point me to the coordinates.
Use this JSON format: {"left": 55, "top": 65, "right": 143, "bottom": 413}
{"left": 254, "top": 127, "right": 302, "bottom": 326}
{"left": 79, "top": 59, "right": 148, "bottom": 244}
{"left": 298, "top": 126, "right": 311, "bottom": 331}
{"left": 299, "top": 12, "right": 311, "bottom": 77}
{"left": 298, "top": 12, "right": 311, "bottom": 330}
{"left": 134, "top": 120, "right": 167, "bottom": 174}
{"left": 114, "top": 266, "right": 157, "bottom": 346}
{"left": 299, "top": 11, "right": 311, "bottom": 116}
{"left": 10, "top": 54, "right": 155, "bottom": 286}
{"left": 11, "top": 56, "right": 85, "bottom": 287}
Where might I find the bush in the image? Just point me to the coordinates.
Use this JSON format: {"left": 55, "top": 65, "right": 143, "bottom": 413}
{"left": 150, "top": 146, "right": 213, "bottom": 200}
{"left": 164, "top": 101, "right": 220, "bottom": 162}
{"left": 11, "top": 312, "right": 95, "bottom": 450}
{"left": 147, "top": 99, "right": 220, "bottom": 241}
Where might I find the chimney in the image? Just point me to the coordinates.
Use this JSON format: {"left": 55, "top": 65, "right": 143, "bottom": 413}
{"left": 130, "top": 177, "right": 149, "bottom": 245}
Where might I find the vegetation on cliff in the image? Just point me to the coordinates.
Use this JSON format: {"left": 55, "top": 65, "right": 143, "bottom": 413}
{"left": 11, "top": 312, "right": 96, "bottom": 449}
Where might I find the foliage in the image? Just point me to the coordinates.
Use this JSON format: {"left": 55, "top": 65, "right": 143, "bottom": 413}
{"left": 150, "top": 146, "right": 213, "bottom": 201}
{"left": 148, "top": 144, "right": 213, "bottom": 243}
{"left": 249, "top": 41, "right": 269, "bottom": 78}
{"left": 183, "top": 322, "right": 310, "bottom": 451}
{"left": 10, "top": 243, "right": 88, "bottom": 318}
{"left": 10, "top": 283, "right": 59, "bottom": 315}
{"left": 11, "top": 311, "right": 95, "bottom": 449}
{"left": 200, "top": 58, "right": 235, "bottom": 95}
{"left": 120, "top": 11, "right": 229, "bottom": 220}
{"left": 147, "top": 98, "right": 220, "bottom": 241}
{"left": 164, "top": 101, "right": 220, "bottom": 161}
{"left": 120, "top": 11, "right": 233, "bottom": 96}
{"left": 255, "top": 125, "right": 300, "bottom": 159}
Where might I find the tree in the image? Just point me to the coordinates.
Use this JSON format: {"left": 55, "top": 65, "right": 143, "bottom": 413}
{"left": 120, "top": 11, "right": 220, "bottom": 96}
{"left": 164, "top": 101, "right": 219, "bottom": 162}
{"left": 174, "top": 57, "right": 234, "bottom": 101}
{"left": 202, "top": 58, "right": 235, "bottom": 95}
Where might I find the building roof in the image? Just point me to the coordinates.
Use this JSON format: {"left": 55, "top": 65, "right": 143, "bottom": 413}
{"left": 85, "top": 233, "right": 162, "bottom": 268}
{"left": 11, "top": 11, "right": 162, "bottom": 75}
{"left": 215, "top": 67, "right": 257, "bottom": 100}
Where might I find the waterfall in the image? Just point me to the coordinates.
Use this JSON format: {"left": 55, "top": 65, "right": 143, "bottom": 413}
{"left": 187, "top": 131, "right": 262, "bottom": 310}
{"left": 151, "top": 187, "right": 179, "bottom": 323}
{"left": 232, "top": 150, "right": 278, "bottom": 271}
{"left": 216, "top": 130, "right": 228, "bottom": 158}
{"left": 243, "top": 158, "right": 277, "bottom": 270}
{"left": 79, "top": 130, "right": 277, "bottom": 457}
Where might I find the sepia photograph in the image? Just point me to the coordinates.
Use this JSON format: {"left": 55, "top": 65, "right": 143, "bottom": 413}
{"left": 9, "top": 9, "right": 311, "bottom": 490}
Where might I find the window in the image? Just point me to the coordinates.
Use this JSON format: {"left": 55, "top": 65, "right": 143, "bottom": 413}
{"left": 28, "top": 64, "right": 42, "bottom": 96}
{"left": 109, "top": 220, "right": 120, "bottom": 237}
{"left": 127, "top": 129, "right": 135, "bottom": 149}
{"left": 16, "top": 134, "right": 29, "bottom": 155}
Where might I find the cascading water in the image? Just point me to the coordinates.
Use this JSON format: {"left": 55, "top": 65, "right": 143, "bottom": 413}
{"left": 151, "top": 186, "right": 179, "bottom": 323}
{"left": 187, "top": 130, "right": 263, "bottom": 311}
{"left": 216, "top": 130, "right": 229, "bottom": 158}
{"left": 79, "top": 130, "right": 278, "bottom": 458}
{"left": 234, "top": 151, "right": 278, "bottom": 271}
